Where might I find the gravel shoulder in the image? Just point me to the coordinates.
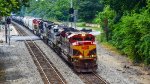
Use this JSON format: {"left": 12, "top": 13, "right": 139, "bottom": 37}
{"left": 0, "top": 41, "right": 44, "bottom": 84}
{"left": 96, "top": 43, "right": 150, "bottom": 84}
{"left": 35, "top": 40, "right": 84, "bottom": 84}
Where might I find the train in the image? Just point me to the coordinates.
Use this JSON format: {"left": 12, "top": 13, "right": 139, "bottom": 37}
{"left": 12, "top": 16, "right": 98, "bottom": 72}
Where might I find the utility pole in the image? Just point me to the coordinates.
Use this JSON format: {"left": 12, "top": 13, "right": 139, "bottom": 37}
{"left": 6, "top": 17, "right": 11, "bottom": 45}
{"left": 69, "top": 0, "right": 78, "bottom": 29}
{"left": 71, "top": 0, "right": 73, "bottom": 28}
{"left": 69, "top": 0, "right": 74, "bottom": 28}
{"left": 5, "top": 17, "right": 8, "bottom": 43}
{"left": 74, "top": 10, "right": 78, "bottom": 29}
{"left": 71, "top": 0, "right": 73, "bottom": 8}
{"left": 8, "top": 24, "right": 10, "bottom": 45}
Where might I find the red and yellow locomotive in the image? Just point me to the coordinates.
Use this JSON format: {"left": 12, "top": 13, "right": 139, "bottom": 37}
{"left": 58, "top": 28, "right": 97, "bottom": 72}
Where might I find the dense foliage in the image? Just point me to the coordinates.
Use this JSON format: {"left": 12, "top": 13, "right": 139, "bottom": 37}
{"left": 26, "top": 0, "right": 70, "bottom": 21}
{"left": 78, "top": 0, "right": 104, "bottom": 22}
{"left": 96, "top": 0, "right": 150, "bottom": 65}
{"left": 112, "top": 11, "right": 150, "bottom": 64}
{"left": 0, "top": 0, "right": 29, "bottom": 16}
{"left": 25, "top": 0, "right": 103, "bottom": 21}
{"left": 104, "top": 0, "right": 147, "bottom": 23}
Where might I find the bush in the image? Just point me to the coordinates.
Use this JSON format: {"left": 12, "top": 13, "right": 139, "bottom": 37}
{"left": 112, "top": 11, "right": 150, "bottom": 65}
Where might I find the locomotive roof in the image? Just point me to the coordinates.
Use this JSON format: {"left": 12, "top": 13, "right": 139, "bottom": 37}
{"left": 67, "top": 31, "right": 93, "bottom": 39}
{"left": 80, "top": 28, "right": 92, "bottom": 32}
{"left": 63, "top": 27, "right": 79, "bottom": 32}
{"left": 42, "top": 20, "right": 53, "bottom": 24}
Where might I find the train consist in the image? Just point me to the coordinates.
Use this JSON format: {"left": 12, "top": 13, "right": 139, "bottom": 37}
{"left": 12, "top": 16, "right": 98, "bottom": 72}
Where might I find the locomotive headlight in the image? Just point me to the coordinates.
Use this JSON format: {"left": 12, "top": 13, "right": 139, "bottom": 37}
{"left": 91, "top": 55, "right": 94, "bottom": 57}
{"left": 81, "top": 33, "right": 86, "bottom": 36}
{"left": 79, "top": 55, "right": 83, "bottom": 59}
{"left": 74, "top": 59, "right": 78, "bottom": 62}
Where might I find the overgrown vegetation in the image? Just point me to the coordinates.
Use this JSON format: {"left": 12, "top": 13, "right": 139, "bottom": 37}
{"left": 96, "top": 0, "right": 150, "bottom": 65}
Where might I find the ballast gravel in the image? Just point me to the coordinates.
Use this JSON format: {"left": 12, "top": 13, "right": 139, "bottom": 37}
{"left": 35, "top": 40, "right": 84, "bottom": 84}
{"left": 96, "top": 43, "right": 150, "bottom": 84}
{"left": 0, "top": 41, "right": 44, "bottom": 84}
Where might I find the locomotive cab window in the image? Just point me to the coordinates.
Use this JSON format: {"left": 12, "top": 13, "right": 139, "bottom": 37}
{"left": 84, "top": 36, "right": 93, "bottom": 41}
{"left": 72, "top": 37, "right": 82, "bottom": 41}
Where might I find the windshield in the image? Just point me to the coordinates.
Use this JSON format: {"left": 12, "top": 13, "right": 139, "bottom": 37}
{"left": 84, "top": 36, "right": 93, "bottom": 41}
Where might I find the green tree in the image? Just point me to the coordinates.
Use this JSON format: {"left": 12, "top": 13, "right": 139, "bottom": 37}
{"left": 0, "top": 0, "right": 29, "bottom": 16}
{"left": 94, "top": 5, "right": 115, "bottom": 41}
{"left": 112, "top": 11, "right": 150, "bottom": 64}
{"left": 104, "top": 0, "right": 147, "bottom": 23}
{"left": 78, "top": 0, "right": 104, "bottom": 22}
{"left": 26, "top": 0, "right": 69, "bottom": 21}
{"left": 95, "top": 0, "right": 150, "bottom": 65}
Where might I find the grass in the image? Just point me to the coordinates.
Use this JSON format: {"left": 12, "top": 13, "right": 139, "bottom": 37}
{"left": 97, "top": 40, "right": 123, "bottom": 55}
{"left": 76, "top": 22, "right": 86, "bottom": 27}
{"left": 95, "top": 29, "right": 122, "bottom": 55}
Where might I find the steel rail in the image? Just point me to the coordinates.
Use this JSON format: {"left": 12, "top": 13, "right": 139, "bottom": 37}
{"left": 31, "top": 41, "right": 66, "bottom": 84}
{"left": 14, "top": 24, "right": 51, "bottom": 84}
{"left": 92, "top": 72, "right": 108, "bottom": 84}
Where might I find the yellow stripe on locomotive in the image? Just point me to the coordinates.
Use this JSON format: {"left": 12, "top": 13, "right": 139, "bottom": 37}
{"left": 71, "top": 44, "right": 97, "bottom": 59}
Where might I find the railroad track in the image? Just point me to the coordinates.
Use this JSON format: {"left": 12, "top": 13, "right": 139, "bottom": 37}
{"left": 78, "top": 72, "right": 108, "bottom": 84}
{"left": 13, "top": 23, "right": 66, "bottom": 84}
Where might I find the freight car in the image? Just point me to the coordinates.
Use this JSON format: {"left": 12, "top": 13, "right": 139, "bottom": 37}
{"left": 12, "top": 16, "right": 98, "bottom": 72}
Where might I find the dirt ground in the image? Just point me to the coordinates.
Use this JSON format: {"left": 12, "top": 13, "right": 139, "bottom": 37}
{"left": 97, "top": 43, "right": 150, "bottom": 84}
